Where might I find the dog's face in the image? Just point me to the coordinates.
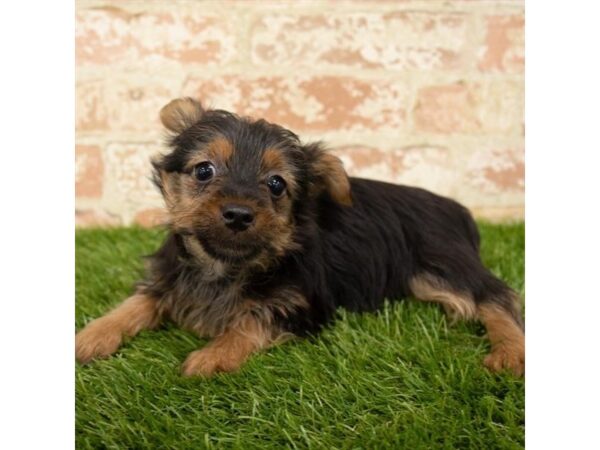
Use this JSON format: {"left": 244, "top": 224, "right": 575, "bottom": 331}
{"left": 153, "top": 98, "right": 351, "bottom": 267}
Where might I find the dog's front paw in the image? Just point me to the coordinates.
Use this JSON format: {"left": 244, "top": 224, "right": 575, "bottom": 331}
{"left": 75, "top": 319, "right": 123, "bottom": 364}
{"left": 484, "top": 343, "right": 525, "bottom": 376}
{"left": 181, "top": 348, "right": 242, "bottom": 377}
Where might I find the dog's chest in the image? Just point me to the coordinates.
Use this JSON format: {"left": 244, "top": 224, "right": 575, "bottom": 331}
{"left": 158, "top": 276, "right": 244, "bottom": 338}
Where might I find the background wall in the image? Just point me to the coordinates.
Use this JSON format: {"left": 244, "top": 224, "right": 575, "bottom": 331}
{"left": 75, "top": 0, "right": 524, "bottom": 227}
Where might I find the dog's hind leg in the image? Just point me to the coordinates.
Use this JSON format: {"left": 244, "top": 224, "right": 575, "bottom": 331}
{"left": 409, "top": 271, "right": 524, "bottom": 376}
{"left": 76, "top": 293, "right": 162, "bottom": 364}
{"left": 409, "top": 273, "right": 478, "bottom": 322}
{"left": 476, "top": 289, "right": 524, "bottom": 376}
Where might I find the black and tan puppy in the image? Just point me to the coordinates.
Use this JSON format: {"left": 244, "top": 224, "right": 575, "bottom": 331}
{"left": 76, "top": 98, "right": 525, "bottom": 377}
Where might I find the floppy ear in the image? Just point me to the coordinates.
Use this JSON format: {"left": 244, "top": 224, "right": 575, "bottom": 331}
{"left": 160, "top": 97, "right": 204, "bottom": 133}
{"left": 305, "top": 143, "right": 352, "bottom": 206}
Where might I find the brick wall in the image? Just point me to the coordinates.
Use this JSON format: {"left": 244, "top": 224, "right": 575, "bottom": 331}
{"left": 75, "top": 0, "right": 524, "bottom": 227}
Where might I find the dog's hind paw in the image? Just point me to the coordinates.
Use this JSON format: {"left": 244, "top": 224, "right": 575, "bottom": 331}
{"left": 484, "top": 344, "right": 525, "bottom": 376}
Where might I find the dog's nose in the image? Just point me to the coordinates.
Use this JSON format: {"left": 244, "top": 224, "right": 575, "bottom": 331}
{"left": 221, "top": 204, "right": 255, "bottom": 231}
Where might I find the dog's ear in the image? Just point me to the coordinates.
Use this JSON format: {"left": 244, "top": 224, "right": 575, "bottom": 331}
{"left": 304, "top": 143, "right": 352, "bottom": 206}
{"left": 160, "top": 97, "right": 204, "bottom": 133}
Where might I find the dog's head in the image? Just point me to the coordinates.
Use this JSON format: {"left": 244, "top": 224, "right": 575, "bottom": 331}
{"left": 153, "top": 98, "right": 351, "bottom": 268}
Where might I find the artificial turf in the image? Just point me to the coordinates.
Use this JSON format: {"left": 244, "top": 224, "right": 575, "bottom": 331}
{"left": 75, "top": 223, "right": 524, "bottom": 449}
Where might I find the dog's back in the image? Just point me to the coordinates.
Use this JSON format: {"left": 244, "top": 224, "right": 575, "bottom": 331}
{"left": 316, "top": 178, "right": 481, "bottom": 313}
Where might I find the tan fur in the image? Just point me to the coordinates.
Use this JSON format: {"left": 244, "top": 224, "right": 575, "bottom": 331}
{"left": 170, "top": 189, "right": 219, "bottom": 231}
{"left": 253, "top": 209, "right": 299, "bottom": 261}
{"left": 171, "top": 194, "right": 297, "bottom": 267}
{"left": 180, "top": 235, "right": 227, "bottom": 278}
{"left": 160, "top": 97, "right": 203, "bottom": 133}
{"left": 314, "top": 153, "right": 352, "bottom": 206}
{"left": 409, "top": 273, "right": 477, "bottom": 321}
{"left": 478, "top": 303, "right": 525, "bottom": 376}
{"left": 75, "top": 294, "right": 161, "bottom": 364}
{"left": 262, "top": 148, "right": 285, "bottom": 170}
{"left": 157, "top": 170, "right": 182, "bottom": 213}
{"left": 157, "top": 169, "right": 218, "bottom": 231}
{"left": 185, "top": 137, "right": 233, "bottom": 170}
{"left": 259, "top": 147, "right": 299, "bottom": 197}
{"left": 181, "top": 312, "right": 283, "bottom": 377}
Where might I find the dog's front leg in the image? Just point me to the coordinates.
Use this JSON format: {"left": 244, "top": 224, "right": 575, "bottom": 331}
{"left": 76, "top": 293, "right": 162, "bottom": 364}
{"left": 181, "top": 313, "right": 278, "bottom": 377}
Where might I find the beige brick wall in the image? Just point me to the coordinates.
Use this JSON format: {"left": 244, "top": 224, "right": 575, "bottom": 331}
{"left": 75, "top": 0, "right": 524, "bottom": 227}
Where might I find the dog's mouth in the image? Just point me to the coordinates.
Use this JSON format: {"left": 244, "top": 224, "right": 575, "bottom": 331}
{"left": 194, "top": 232, "right": 261, "bottom": 263}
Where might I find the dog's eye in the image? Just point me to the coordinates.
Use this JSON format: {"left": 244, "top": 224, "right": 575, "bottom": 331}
{"left": 267, "top": 175, "right": 287, "bottom": 197}
{"left": 194, "top": 162, "right": 215, "bottom": 182}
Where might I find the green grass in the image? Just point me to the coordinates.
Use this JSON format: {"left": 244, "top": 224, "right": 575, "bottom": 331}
{"left": 76, "top": 223, "right": 524, "bottom": 449}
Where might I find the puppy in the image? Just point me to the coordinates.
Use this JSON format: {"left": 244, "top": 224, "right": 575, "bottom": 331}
{"left": 76, "top": 98, "right": 525, "bottom": 377}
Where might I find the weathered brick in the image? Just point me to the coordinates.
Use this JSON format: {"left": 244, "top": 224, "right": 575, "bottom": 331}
{"left": 466, "top": 146, "right": 524, "bottom": 194}
{"left": 76, "top": 77, "right": 179, "bottom": 132}
{"left": 413, "top": 80, "right": 523, "bottom": 134}
{"left": 73, "top": 2, "right": 525, "bottom": 225}
{"left": 134, "top": 208, "right": 167, "bottom": 227}
{"left": 75, "top": 209, "right": 121, "bottom": 227}
{"left": 445, "top": 143, "right": 524, "bottom": 218}
{"left": 75, "top": 145, "right": 104, "bottom": 198}
{"left": 478, "top": 15, "right": 524, "bottom": 73}
{"left": 251, "top": 11, "right": 469, "bottom": 70}
{"left": 334, "top": 143, "right": 524, "bottom": 215}
{"left": 76, "top": 7, "right": 236, "bottom": 67}
{"left": 103, "top": 142, "right": 164, "bottom": 222}
{"left": 332, "top": 145, "right": 458, "bottom": 196}
{"left": 469, "top": 206, "right": 524, "bottom": 223}
{"left": 184, "top": 75, "right": 408, "bottom": 132}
